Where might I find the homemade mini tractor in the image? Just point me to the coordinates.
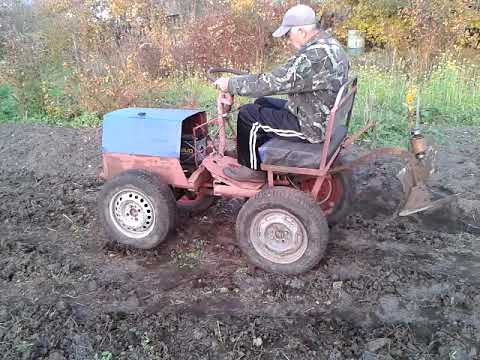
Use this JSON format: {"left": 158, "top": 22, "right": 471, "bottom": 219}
{"left": 98, "top": 68, "right": 450, "bottom": 274}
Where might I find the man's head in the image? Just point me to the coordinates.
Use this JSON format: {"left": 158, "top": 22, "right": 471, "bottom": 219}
{"left": 273, "top": 5, "right": 320, "bottom": 49}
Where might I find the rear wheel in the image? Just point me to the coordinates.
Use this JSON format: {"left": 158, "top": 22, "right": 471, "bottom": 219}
{"left": 300, "top": 156, "right": 354, "bottom": 225}
{"left": 236, "top": 187, "right": 329, "bottom": 274}
{"left": 175, "top": 189, "right": 215, "bottom": 215}
{"left": 98, "top": 170, "right": 176, "bottom": 249}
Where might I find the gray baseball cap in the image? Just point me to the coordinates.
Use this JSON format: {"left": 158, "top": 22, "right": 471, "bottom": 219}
{"left": 273, "top": 4, "right": 317, "bottom": 38}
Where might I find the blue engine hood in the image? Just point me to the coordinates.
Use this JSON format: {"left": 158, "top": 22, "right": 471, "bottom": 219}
{"left": 102, "top": 107, "right": 205, "bottom": 158}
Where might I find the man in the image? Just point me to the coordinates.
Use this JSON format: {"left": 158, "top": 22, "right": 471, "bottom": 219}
{"left": 214, "top": 4, "right": 349, "bottom": 182}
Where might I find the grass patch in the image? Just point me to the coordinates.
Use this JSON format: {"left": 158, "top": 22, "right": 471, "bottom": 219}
{"left": 351, "top": 56, "right": 480, "bottom": 147}
{"left": 1, "top": 66, "right": 102, "bottom": 128}
{"left": 4, "top": 111, "right": 102, "bottom": 128}
{"left": 421, "top": 59, "right": 479, "bottom": 125}
{"left": 170, "top": 237, "right": 206, "bottom": 269}
{"left": 2, "top": 54, "right": 478, "bottom": 141}
{"left": 41, "top": 112, "right": 102, "bottom": 128}
{"left": 153, "top": 75, "right": 251, "bottom": 118}
{"left": 0, "top": 84, "right": 18, "bottom": 122}
{"left": 155, "top": 76, "right": 218, "bottom": 115}
{"left": 157, "top": 56, "right": 479, "bottom": 147}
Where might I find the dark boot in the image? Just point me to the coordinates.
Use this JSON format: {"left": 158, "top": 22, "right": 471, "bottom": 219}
{"left": 223, "top": 165, "right": 266, "bottom": 183}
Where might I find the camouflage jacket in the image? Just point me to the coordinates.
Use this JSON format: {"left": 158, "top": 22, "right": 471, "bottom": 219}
{"left": 228, "top": 33, "right": 349, "bottom": 143}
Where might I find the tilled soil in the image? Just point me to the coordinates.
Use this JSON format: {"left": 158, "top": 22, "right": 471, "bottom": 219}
{"left": 0, "top": 123, "right": 479, "bottom": 360}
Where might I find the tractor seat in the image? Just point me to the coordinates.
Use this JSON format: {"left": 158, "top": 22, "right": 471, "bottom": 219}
{"left": 258, "top": 125, "right": 348, "bottom": 169}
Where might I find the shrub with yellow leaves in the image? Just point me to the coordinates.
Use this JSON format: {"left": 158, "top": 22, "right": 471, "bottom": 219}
{"left": 405, "top": 84, "right": 418, "bottom": 128}
{"left": 405, "top": 86, "right": 417, "bottom": 115}
{"left": 231, "top": 0, "right": 257, "bottom": 14}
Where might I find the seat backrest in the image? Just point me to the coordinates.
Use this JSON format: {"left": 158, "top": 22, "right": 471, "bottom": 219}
{"left": 316, "top": 77, "right": 358, "bottom": 170}
{"left": 328, "top": 77, "right": 358, "bottom": 129}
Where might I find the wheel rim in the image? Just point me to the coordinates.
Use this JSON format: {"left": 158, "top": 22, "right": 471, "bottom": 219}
{"left": 250, "top": 209, "right": 308, "bottom": 264}
{"left": 109, "top": 188, "right": 156, "bottom": 239}
{"left": 301, "top": 175, "right": 344, "bottom": 215}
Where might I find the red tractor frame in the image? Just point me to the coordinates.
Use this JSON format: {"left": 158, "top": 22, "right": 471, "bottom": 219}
{"left": 98, "top": 68, "right": 439, "bottom": 274}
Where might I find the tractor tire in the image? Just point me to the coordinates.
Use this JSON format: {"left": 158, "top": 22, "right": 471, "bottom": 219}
{"left": 326, "top": 156, "right": 355, "bottom": 225}
{"left": 236, "top": 187, "right": 329, "bottom": 274}
{"left": 98, "top": 170, "right": 176, "bottom": 249}
{"left": 175, "top": 190, "right": 215, "bottom": 215}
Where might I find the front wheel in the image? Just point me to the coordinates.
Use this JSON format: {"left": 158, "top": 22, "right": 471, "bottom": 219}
{"left": 236, "top": 187, "right": 329, "bottom": 274}
{"left": 98, "top": 170, "right": 176, "bottom": 249}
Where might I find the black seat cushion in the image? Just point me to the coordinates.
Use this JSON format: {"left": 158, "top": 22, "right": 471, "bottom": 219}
{"left": 258, "top": 125, "right": 348, "bottom": 169}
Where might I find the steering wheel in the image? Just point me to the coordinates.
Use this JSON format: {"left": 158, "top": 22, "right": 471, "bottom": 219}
{"left": 207, "top": 67, "right": 249, "bottom": 83}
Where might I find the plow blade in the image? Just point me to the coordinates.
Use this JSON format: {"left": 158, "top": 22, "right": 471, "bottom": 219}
{"left": 398, "top": 183, "right": 459, "bottom": 217}
{"left": 332, "top": 144, "right": 457, "bottom": 217}
{"left": 397, "top": 146, "right": 458, "bottom": 217}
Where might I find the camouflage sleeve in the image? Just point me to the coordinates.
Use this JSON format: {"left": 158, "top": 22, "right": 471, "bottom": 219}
{"left": 227, "top": 54, "right": 313, "bottom": 97}
{"left": 227, "top": 45, "right": 345, "bottom": 97}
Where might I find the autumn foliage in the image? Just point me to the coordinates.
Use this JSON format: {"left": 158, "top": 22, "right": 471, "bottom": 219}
{"left": 0, "top": 0, "right": 478, "bottom": 121}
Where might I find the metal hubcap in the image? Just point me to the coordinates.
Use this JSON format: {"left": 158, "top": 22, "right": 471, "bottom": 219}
{"left": 251, "top": 209, "right": 308, "bottom": 264}
{"left": 109, "top": 189, "right": 155, "bottom": 238}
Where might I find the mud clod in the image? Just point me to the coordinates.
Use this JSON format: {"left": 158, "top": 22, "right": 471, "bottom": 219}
{"left": 367, "top": 338, "right": 390, "bottom": 352}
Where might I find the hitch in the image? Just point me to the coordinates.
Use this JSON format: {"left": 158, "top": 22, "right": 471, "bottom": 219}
{"left": 397, "top": 97, "right": 458, "bottom": 216}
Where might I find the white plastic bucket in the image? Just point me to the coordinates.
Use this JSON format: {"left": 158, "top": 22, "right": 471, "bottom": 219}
{"left": 347, "top": 30, "right": 365, "bottom": 49}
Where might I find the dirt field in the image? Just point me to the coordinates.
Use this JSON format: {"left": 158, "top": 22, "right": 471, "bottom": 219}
{"left": 0, "top": 123, "right": 479, "bottom": 360}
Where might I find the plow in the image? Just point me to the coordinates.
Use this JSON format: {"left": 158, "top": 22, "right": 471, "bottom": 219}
{"left": 98, "top": 68, "right": 456, "bottom": 274}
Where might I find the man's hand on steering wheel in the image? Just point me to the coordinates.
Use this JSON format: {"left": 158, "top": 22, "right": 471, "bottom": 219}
{"left": 207, "top": 68, "right": 248, "bottom": 92}
{"left": 214, "top": 77, "right": 230, "bottom": 93}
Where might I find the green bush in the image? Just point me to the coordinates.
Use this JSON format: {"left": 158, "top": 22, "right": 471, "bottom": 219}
{"left": 0, "top": 84, "right": 18, "bottom": 122}
{"left": 420, "top": 58, "right": 480, "bottom": 125}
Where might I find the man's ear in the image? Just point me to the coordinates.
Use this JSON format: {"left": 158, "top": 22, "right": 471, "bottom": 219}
{"left": 297, "top": 28, "right": 305, "bottom": 39}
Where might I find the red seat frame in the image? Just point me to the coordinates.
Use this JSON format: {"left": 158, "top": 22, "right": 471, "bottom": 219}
{"left": 260, "top": 77, "right": 359, "bottom": 198}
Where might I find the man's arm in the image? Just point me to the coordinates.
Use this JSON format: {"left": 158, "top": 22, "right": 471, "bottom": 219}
{"left": 227, "top": 54, "right": 312, "bottom": 98}
{"left": 227, "top": 48, "right": 339, "bottom": 98}
{"left": 228, "top": 44, "right": 348, "bottom": 97}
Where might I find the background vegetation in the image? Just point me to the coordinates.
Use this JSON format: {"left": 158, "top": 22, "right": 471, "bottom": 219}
{"left": 0, "top": 0, "right": 479, "bottom": 146}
